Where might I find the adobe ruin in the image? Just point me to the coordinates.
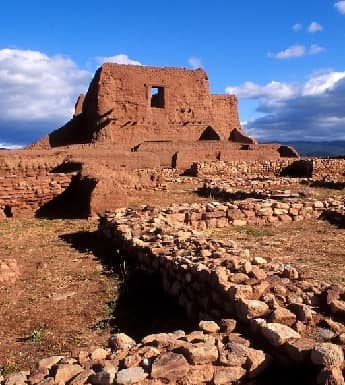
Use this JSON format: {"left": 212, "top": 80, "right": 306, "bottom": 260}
{"left": 30, "top": 64, "right": 298, "bottom": 165}
{"left": 31, "top": 64, "right": 255, "bottom": 147}
{"left": 0, "top": 64, "right": 302, "bottom": 218}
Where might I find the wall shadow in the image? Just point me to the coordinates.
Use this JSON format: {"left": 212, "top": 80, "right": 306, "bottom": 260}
{"left": 59, "top": 230, "right": 198, "bottom": 341}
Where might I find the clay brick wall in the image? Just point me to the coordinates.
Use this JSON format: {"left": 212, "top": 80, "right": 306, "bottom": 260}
{"left": 0, "top": 173, "right": 73, "bottom": 218}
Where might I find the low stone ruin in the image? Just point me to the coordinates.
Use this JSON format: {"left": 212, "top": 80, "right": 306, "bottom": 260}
{"left": 0, "top": 320, "right": 272, "bottom": 385}
{"left": 191, "top": 159, "right": 345, "bottom": 179}
{"left": 96, "top": 203, "right": 345, "bottom": 384}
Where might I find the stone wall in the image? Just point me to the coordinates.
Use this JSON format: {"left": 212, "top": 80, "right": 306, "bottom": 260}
{"left": 191, "top": 160, "right": 297, "bottom": 178}
{"left": 0, "top": 319, "right": 272, "bottom": 385}
{"left": 99, "top": 204, "right": 345, "bottom": 384}
{"left": 312, "top": 159, "right": 345, "bottom": 179}
{"left": 191, "top": 158, "right": 345, "bottom": 179}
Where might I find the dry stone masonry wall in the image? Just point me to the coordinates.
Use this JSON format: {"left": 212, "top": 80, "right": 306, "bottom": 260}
{"left": 98, "top": 204, "right": 345, "bottom": 384}
{"left": 0, "top": 320, "right": 272, "bottom": 385}
{"left": 192, "top": 159, "right": 345, "bottom": 179}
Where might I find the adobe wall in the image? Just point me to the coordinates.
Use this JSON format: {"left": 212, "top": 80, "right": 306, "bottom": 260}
{"left": 83, "top": 65, "right": 246, "bottom": 146}
{"left": 0, "top": 150, "right": 66, "bottom": 177}
{"left": 0, "top": 173, "right": 72, "bottom": 218}
{"left": 30, "top": 64, "right": 256, "bottom": 149}
{"left": 135, "top": 142, "right": 298, "bottom": 168}
{"left": 312, "top": 159, "right": 345, "bottom": 179}
{"left": 0, "top": 146, "right": 161, "bottom": 218}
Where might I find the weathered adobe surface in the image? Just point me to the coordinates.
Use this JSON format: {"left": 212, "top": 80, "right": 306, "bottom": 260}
{"left": 31, "top": 64, "right": 255, "bottom": 149}
{"left": 134, "top": 142, "right": 298, "bottom": 168}
{"left": 0, "top": 146, "right": 162, "bottom": 218}
{"left": 0, "top": 173, "right": 73, "bottom": 218}
{"left": 98, "top": 204, "right": 345, "bottom": 384}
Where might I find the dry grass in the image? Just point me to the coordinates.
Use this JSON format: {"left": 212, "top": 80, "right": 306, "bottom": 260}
{"left": 0, "top": 219, "right": 118, "bottom": 374}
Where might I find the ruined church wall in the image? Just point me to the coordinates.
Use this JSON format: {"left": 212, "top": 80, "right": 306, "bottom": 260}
{"left": 83, "top": 64, "right": 241, "bottom": 146}
{"left": 210, "top": 95, "right": 241, "bottom": 139}
{"left": 135, "top": 142, "right": 289, "bottom": 168}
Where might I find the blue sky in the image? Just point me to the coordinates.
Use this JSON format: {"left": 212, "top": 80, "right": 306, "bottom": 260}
{"left": 0, "top": 0, "right": 345, "bottom": 146}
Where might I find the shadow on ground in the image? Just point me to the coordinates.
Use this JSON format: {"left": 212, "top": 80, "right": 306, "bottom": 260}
{"left": 60, "top": 230, "right": 197, "bottom": 340}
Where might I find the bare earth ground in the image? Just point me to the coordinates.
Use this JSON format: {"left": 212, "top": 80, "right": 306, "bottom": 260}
{"left": 0, "top": 219, "right": 119, "bottom": 375}
{"left": 0, "top": 180, "right": 344, "bottom": 375}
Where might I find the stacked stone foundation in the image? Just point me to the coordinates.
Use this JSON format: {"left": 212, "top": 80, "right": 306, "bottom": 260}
{"left": 191, "top": 159, "right": 345, "bottom": 179}
{"left": 98, "top": 204, "right": 345, "bottom": 384}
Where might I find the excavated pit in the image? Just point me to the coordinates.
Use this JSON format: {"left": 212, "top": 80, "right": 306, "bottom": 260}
{"left": 113, "top": 269, "right": 198, "bottom": 340}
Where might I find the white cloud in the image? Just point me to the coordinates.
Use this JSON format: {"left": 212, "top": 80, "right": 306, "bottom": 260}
{"left": 268, "top": 45, "right": 306, "bottom": 59}
{"left": 0, "top": 142, "right": 23, "bottom": 149}
{"left": 226, "top": 70, "right": 345, "bottom": 141}
{"left": 0, "top": 48, "right": 93, "bottom": 145}
{"left": 302, "top": 71, "right": 345, "bottom": 95}
{"left": 188, "top": 57, "right": 203, "bottom": 69}
{"left": 308, "top": 21, "right": 323, "bottom": 33}
{"left": 292, "top": 23, "right": 302, "bottom": 32}
{"left": 96, "top": 54, "right": 142, "bottom": 66}
{"left": 268, "top": 44, "right": 325, "bottom": 59}
{"left": 0, "top": 49, "right": 144, "bottom": 145}
{"left": 335, "top": 1, "right": 345, "bottom": 14}
{"left": 309, "top": 44, "right": 326, "bottom": 55}
{"left": 0, "top": 48, "right": 91, "bottom": 123}
{"left": 226, "top": 81, "right": 297, "bottom": 100}
{"left": 227, "top": 71, "right": 345, "bottom": 101}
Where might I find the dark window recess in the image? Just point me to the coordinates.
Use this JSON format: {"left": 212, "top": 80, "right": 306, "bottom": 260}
{"left": 150, "top": 86, "right": 165, "bottom": 108}
{"left": 199, "top": 126, "right": 220, "bottom": 140}
{"left": 4, "top": 205, "right": 13, "bottom": 218}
